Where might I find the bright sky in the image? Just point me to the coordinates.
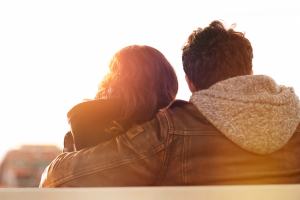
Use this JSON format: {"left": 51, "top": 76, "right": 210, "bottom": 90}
{"left": 0, "top": 0, "right": 299, "bottom": 159}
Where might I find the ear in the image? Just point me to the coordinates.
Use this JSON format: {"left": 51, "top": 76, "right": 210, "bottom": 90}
{"left": 185, "top": 75, "right": 197, "bottom": 92}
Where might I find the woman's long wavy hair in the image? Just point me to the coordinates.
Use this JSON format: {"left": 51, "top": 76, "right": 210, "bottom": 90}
{"left": 96, "top": 45, "right": 178, "bottom": 124}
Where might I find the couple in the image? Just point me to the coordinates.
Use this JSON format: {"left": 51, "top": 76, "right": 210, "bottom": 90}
{"left": 41, "top": 21, "right": 300, "bottom": 187}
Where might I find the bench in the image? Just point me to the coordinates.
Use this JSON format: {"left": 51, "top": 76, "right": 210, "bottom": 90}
{"left": 1, "top": 184, "right": 300, "bottom": 200}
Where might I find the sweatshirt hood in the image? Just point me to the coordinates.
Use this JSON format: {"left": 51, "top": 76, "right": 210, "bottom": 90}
{"left": 190, "top": 75, "right": 300, "bottom": 154}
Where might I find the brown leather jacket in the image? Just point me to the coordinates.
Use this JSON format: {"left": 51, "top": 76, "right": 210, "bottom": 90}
{"left": 40, "top": 100, "right": 300, "bottom": 187}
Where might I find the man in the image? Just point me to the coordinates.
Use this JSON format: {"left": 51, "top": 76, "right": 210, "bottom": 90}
{"left": 40, "top": 21, "right": 300, "bottom": 187}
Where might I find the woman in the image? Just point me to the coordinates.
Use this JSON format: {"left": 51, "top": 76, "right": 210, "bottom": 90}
{"left": 65, "top": 45, "right": 178, "bottom": 150}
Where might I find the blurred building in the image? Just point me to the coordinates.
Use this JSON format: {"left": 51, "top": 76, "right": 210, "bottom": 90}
{"left": 0, "top": 145, "right": 61, "bottom": 187}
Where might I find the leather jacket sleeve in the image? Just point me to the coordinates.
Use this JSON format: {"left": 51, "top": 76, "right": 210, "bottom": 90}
{"left": 40, "top": 113, "right": 169, "bottom": 187}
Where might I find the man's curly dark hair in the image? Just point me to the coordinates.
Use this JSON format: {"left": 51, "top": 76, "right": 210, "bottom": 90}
{"left": 182, "top": 20, "right": 253, "bottom": 90}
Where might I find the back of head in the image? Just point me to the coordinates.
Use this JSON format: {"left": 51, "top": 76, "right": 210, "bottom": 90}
{"left": 182, "top": 20, "right": 253, "bottom": 90}
{"left": 97, "top": 45, "right": 178, "bottom": 123}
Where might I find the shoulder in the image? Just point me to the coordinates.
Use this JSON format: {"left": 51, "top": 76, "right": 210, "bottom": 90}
{"left": 168, "top": 99, "right": 190, "bottom": 108}
{"left": 67, "top": 99, "right": 122, "bottom": 120}
{"left": 159, "top": 99, "right": 212, "bottom": 131}
{"left": 164, "top": 99, "right": 197, "bottom": 116}
{"left": 163, "top": 99, "right": 203, "bottom": 120}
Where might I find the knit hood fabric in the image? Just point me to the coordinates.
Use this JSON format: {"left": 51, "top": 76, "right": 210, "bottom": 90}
{"left": 190, "top": 75, "right": 300, "bottom": 154}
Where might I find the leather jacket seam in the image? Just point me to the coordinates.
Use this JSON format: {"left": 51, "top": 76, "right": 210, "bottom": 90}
{"left": 154, "top": 109, "right": 173, "bottom": 184}
{"left": 182, "top": 136, "right": 187, "bottom": 183}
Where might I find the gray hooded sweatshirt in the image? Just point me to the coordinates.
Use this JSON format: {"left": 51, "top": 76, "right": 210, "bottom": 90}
{"left": 190, "top": 75, "right": 300, "bottom": 154}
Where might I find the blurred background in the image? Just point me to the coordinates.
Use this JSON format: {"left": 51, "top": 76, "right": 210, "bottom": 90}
{"left": 0, "top": 0, "right": 299, "bottom": 187}
{"left": 0, "top": 145, "right": 60, "bottom": 187}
